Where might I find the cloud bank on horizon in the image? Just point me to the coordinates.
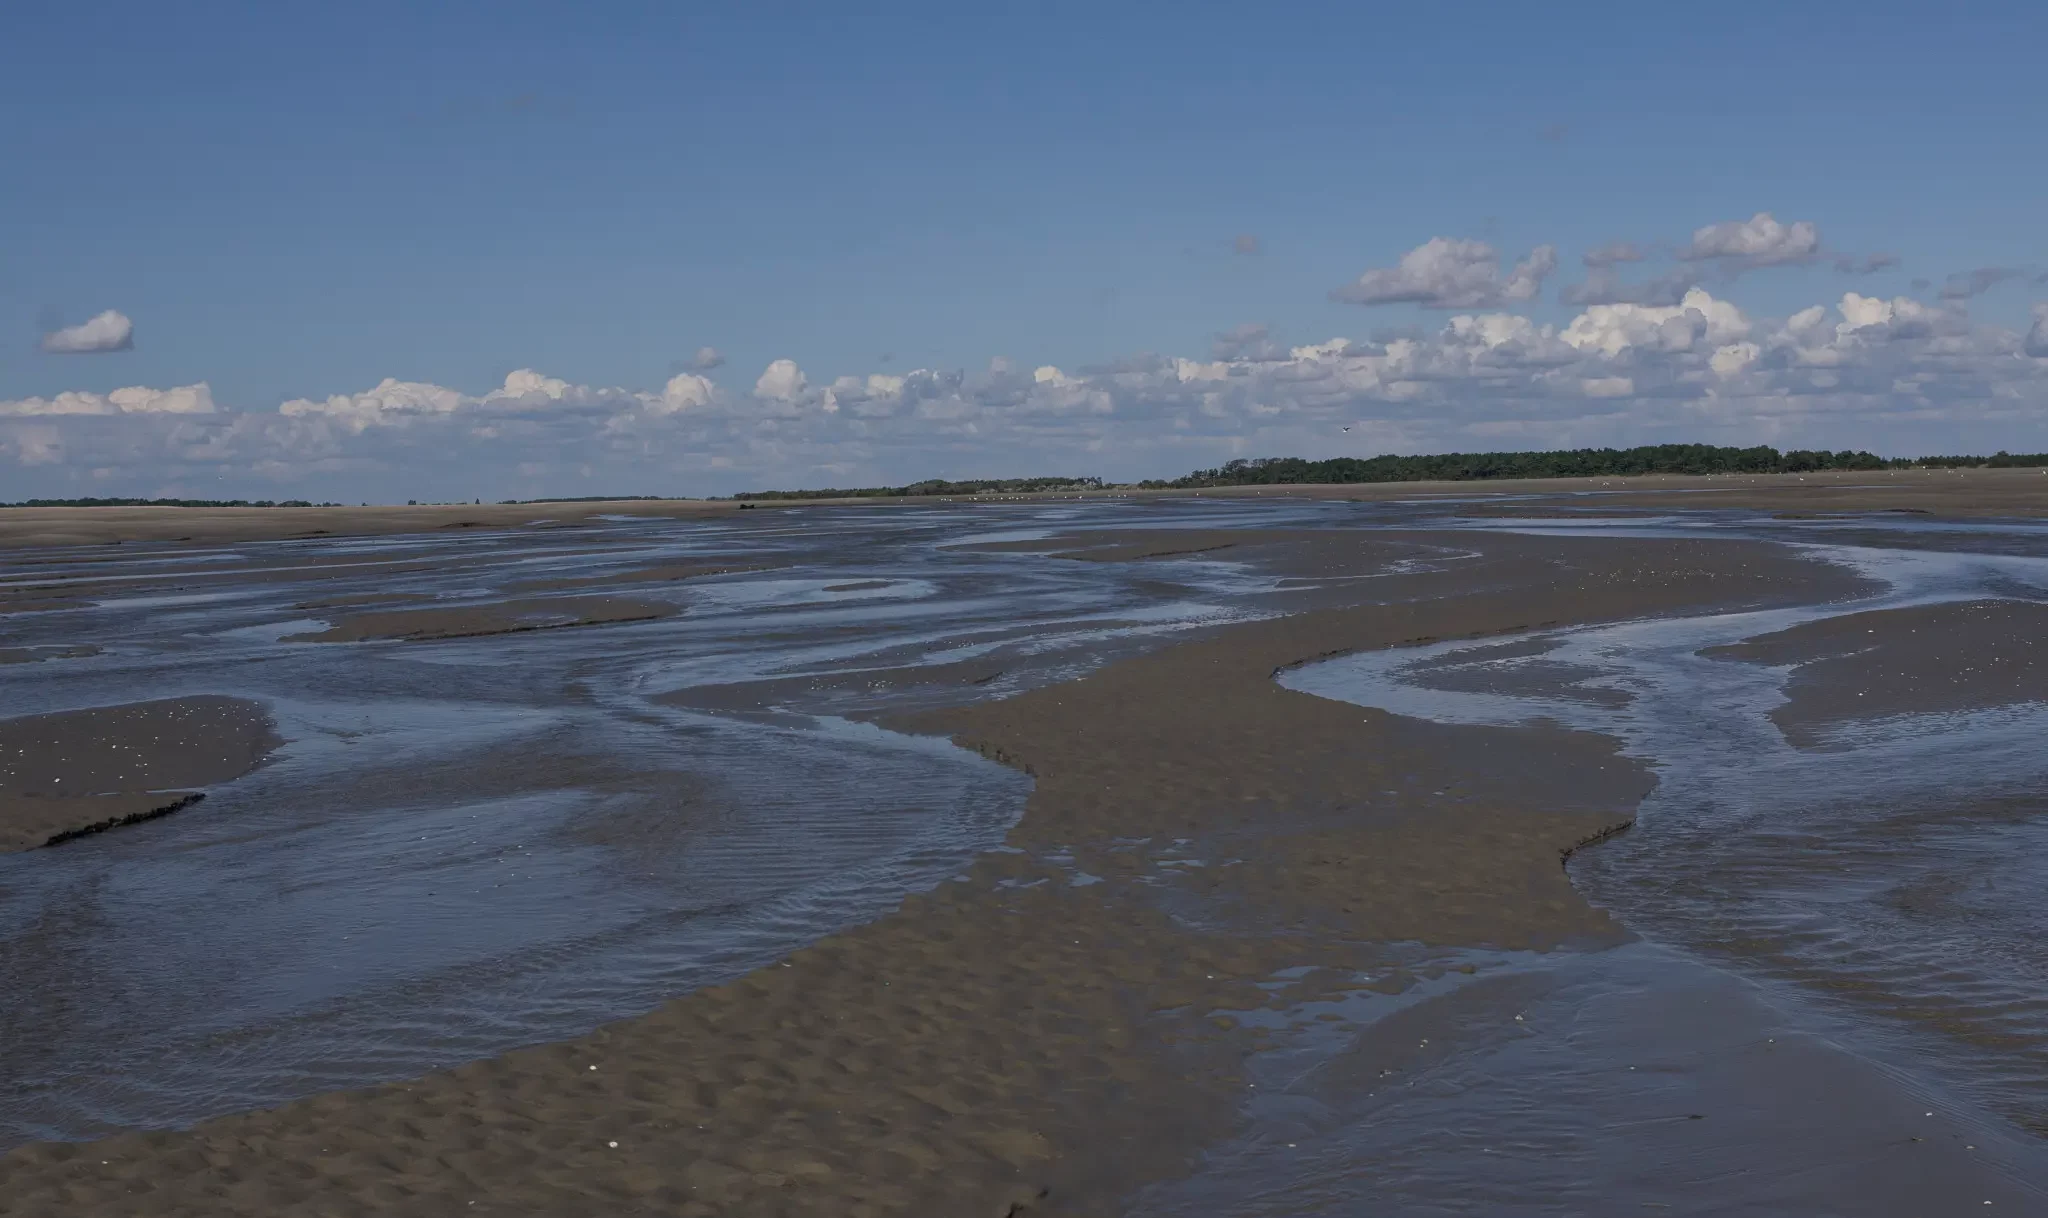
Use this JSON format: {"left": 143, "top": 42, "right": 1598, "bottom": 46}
{"left": 9, "top": 215, "right": 2048, "bottom": 500}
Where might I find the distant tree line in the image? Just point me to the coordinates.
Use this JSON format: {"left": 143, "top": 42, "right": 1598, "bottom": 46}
{"left": 1909, "top": 451, "right": 2048, "bottom": 469}
{"left": 7, "top": 448, "right": 2045, "bottom": 509}
{"left": 731, "top": 476, "right": 1105, "bottom": 501}
{"left": 1140, "top": 445, "right": 2048, "bottom": 489}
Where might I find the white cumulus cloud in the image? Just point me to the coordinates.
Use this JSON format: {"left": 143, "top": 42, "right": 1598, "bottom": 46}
{"left": 1681, "top": 212, "right": 1821, "bottom": 267}
{"left": 280, "top": 377, "right": 472, "bottom": 429}
{"left": 754, "top": 359, "right": 808, "bottom": 401}
{"left": 39, "top": 310, "right": 136, "bottom": 355}
{"left": 657, "top": 372, "right": 716, "bottom": 413}
{"left": 1334, "top": 238, "right": 1558, "bottom": 309}
{"left": 0, "top": 383, "right": 214, "bottom": 416}
{"left": 9, "top": 263, "right": 2048, "bottom": 500}
{"left": 1834, "top": 292, "right": 1947, "bottom": 341}
{"left": 821, "top": 373, "right": 909, "bottom": 415}
{"left": 278, "top": 369, "right": 658, "bottom": 432}
{"left": 1710, "top": 342, "right": 1761, "bottom": 377}
{"left": 1560, "top": 288, "right": 1751, "bottom": 357}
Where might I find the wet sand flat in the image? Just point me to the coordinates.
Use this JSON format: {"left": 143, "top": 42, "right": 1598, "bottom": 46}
{"left": 2, "top": 791, "right": 208, "bottom": 853}
{"left": 1705, "top": 599, "right": 2048, "bottom": 746}
{"left": 291, "top": 592, "right": 434, "bottom": 611}
{"left": 1278, "top": 527, "right": 2048, "bottom": 1197}
{"left": 965, "top": 527, "right": 1448, "bottom": 590}
{"left": 0, "top": 530, "right": 1886, "bottom": 1216}
{"left": 0, "top": 645, "right": 100, "bottom": 666}
{"left": 10, "top": 500, "right": 2048, "bottom": 1215}
{"left": 968, "top": 531, "right": 1249, "bottom": 562}
{"left": 0, "top": 597, "right": 89, "bottom": 615}
{"left": 0, "top": 696, "right": 278, "bottom": 852}
{"left": 286, "top": 596, "right": 679, "bottom": 642}
{"left": 505, "top": 560, "right": 769, "bottom": 593}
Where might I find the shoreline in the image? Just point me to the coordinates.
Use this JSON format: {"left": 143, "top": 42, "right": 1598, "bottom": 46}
{"left": 3, "top": 465, "right": 2046, "bottom": 551}
{"left": 0, "top": 528, "right": 1888, "bottom": 1215}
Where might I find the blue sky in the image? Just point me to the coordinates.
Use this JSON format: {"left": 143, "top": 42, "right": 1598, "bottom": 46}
{"left": 5, "top": 1, "right": 2047, "bottom": 500}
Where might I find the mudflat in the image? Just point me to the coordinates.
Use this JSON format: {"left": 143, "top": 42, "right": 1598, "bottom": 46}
{"left": 0, "top": 529, "right": 1876, "bottom": 1216}
{"left": 4, "top": 495, "right": 2047, "bottom": 1215}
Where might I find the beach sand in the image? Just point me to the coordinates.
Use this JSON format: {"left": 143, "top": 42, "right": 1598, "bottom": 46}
{"left": 0, "top": 529, "right": 1890, "bottom": 1216}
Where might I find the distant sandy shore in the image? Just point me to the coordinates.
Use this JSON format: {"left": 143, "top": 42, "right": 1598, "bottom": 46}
{"left": 2, "top": 465, "right": 2044, "bottom": 550}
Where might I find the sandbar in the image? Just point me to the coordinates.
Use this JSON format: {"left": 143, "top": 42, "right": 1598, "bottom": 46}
{"left": 0, "top": 695, "right": 277, "bottom": 853}
{"left": 1706, "top": 598, "right": 2048, "bottom": 747}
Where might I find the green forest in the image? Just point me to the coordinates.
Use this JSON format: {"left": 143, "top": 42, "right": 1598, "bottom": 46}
{"left": 730, "top": 445, "right": 2047, "bottom": 498}
{"left": 1146, "top": 445, "right": 2047, "bottom": 488}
